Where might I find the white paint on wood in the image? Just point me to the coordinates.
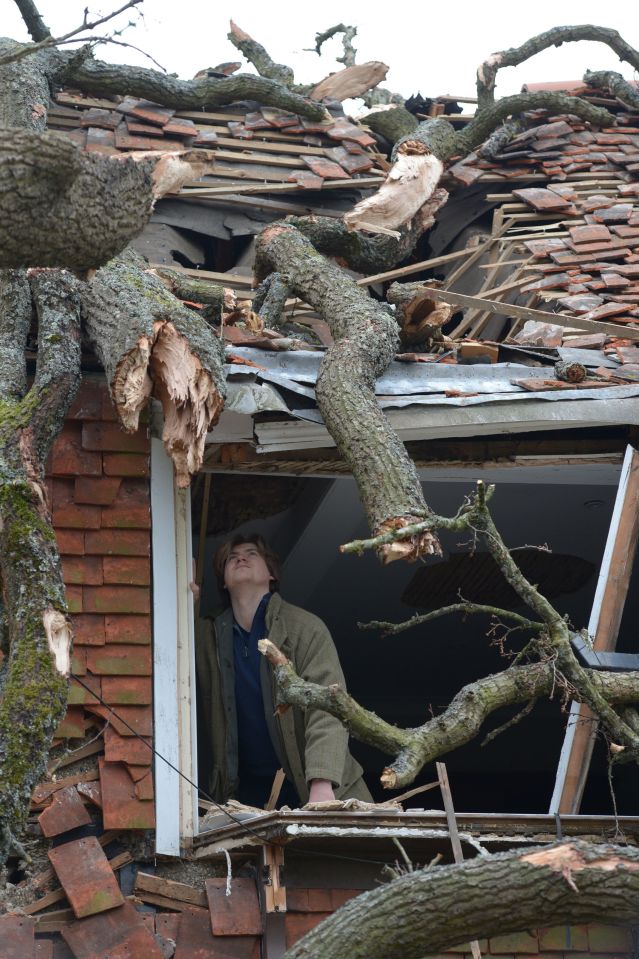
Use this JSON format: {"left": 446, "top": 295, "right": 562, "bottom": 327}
{"left": 151, "top": 437, "right": 181, "bottom": 856}
{"left": 549, "top": 445, "right": 639, "bottom": 814}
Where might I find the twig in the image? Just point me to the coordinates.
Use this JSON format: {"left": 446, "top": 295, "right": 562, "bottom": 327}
{"left": 2, "top": 0, "right": 143, "bottom": 67}
{"left": 360, "top": 604, "right": 544, "bottom": 637}
{"left": 308, "top": 24, "right": 358, "bottom": 67}
{"left": 481, "top": 700, "right": 535, "bottom": 746}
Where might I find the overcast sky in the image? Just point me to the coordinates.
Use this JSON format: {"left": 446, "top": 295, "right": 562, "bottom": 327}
{"left": 4, "top": 1, "right": 638, "bottom": 103}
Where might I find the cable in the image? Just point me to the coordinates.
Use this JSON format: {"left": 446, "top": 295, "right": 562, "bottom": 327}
{"left": 70, "top": 673, "right": 412, "bottom": 869}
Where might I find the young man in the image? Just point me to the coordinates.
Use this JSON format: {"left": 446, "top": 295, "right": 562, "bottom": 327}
{"left": 195, "top": 534, "right": 371, "bottom": 808}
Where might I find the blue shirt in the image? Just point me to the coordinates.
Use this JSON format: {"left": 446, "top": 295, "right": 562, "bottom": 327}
{"left": 233, "top": 593, "right": 281, "bottom": 778}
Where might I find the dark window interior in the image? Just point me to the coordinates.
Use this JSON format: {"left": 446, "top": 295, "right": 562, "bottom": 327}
{"left": 192, "top": 465, "right": 639, "bottom": 815}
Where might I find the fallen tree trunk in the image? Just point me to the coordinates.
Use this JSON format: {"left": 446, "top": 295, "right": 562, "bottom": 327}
{"left": 82, "top": 251, "right": 226, "bottom": 486}
{"left": 0, "top": 269, "right": 81, "bottom": 866}
{"left": 284, "top": 840, "right": 639, "bottom": 959}
{"left": 255, "top": 223, "right": 440, "bottom": 560}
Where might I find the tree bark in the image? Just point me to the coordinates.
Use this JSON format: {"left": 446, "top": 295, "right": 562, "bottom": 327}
{"left": 59, "top": 50, "right": 327, "bottom": 120}
{"left": 284, "top": 841, "right": 639, "bottom": 959}
{"left": 0, "top": 129, "right": 154, "bottom": 271}
{"left": 255, "top": 223, "right": 440, "bottom": 560}
{"left": 585, "top": 69, "right": 639, "bottom": 110}
{"left": 227, "top": 20, "right": 295, "bottom": 87}
{"left": 0, "top": 269, "right": 81, "bottom": 866}
{"left": 345, "top": 95, "right": 612, "bottom": 235}
{"left": 13, "top": 0, "right": 52, "bottom": 42}
{"left": 82, "top": 251, "right": 226, "bottom": 486}
{"left": 476, "top": 25, "right": 639, "bottom": 109}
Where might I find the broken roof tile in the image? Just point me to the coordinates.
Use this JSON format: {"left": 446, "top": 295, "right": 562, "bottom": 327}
{"left": 77, "top": 780, "right": 103, "bottom": 809}
{"left": 163, "top": 117, "right": 198, "bottom": 137}
{"left": 129, "top": 100, "right": 175, "bottom": 126}
{"left": 87, "top": 704, "right": 152, "bottom": 737}
{"left": 99, "top": 759, "right": 155, "bottom": 830}
{"left": 512, "top": 187, "right": 573, "bottom": 211}
{"left": 192, "top": 129, "right": 219, "bottom": 146}
{"left": 48, "top": 836, "right": 124, "bottom": 918}
{"left": 227, "top": 122, "right": 253, "bottom": 140}
{"left": 326, "top": 145, "right": 374, "bottom": 174}
{"left": 592, "top": 204, "right": 633, "bottom": 223}
{"left": 38, "top": 785, "right": 92, "bottom": 838}
{"left": 569, "top": 225, "right": 612, "bottom": 244}
{"left": 62, "top": 902, "right": 164, "bottom": 959}
{"left": 300, "top": 155, "right": 350, "bottom": 180}
{"left": 206, "top": 878, "right": 263, "bottom": 936}
{"left": 259, "top": 107, "right": 299, "bottom": 128}
{"left": 103, "top": 726, "right": 152, "bottom": 765}
{"left": 174, "top": 907, "right": 260, "bottom": 959}
{"left": 0, "top": 914, "right": 35, "bottom": 958}
{"left": 287, "top": 171, "right": 324, "bottom": 189}
{"left": 80, "top": 108, "right": 121, "bottom": 130}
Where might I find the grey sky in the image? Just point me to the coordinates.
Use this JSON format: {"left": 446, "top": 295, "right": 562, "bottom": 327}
{"left": 5, "top": 1, "right": 638, "bottom": 102}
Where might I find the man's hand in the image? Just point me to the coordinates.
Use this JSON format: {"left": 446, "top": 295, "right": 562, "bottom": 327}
{"left": 308, "top": 779, "right": 335, "bottom": 803}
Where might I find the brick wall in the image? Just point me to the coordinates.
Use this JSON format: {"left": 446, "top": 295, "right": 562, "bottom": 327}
{"left": 45, "top": 376, "right": 155, "bottom": 830}
{"left": 284, "top": 891, "right": 635, "bottom": 957}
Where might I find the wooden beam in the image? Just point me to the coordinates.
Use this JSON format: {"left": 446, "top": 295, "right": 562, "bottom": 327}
{"left": 428, "top": 287, "right": 639, "bottom": 342}
{"left": 550, "top": 445, "right": 639, "bottom": 814}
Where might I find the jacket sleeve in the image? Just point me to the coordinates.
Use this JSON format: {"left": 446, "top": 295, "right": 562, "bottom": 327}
{"left": 293, "top": 615, "right": 350, "bottom": 787}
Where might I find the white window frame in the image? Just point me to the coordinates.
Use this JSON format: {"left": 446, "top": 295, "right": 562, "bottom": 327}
{"left": 151, "top": 438, "right": 198, "bottom": 855}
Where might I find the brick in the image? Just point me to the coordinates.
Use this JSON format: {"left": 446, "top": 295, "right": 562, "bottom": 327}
{"left": 86, "top": 644, "right": 151, "bottom": 675}
{"left": 67, "top": 380, "right": 105, "bottom": 420}
{"left": 103, "top": 556, "right": 150, "bottom": 586}
{"left": 587, "top": 923, "right": 634, "bottom": 951}
{"left": 88, "top": 704, "right": 152, "bottom": 737}
{"left": 64, "top": 586, "right": 82, "bottom": 614}
{"left": 62, "top": 556, "right": 103, "bottom": 586}
{"left": 50, "top": 478, "right": 74, "bottom": 508}
{"left": 307, "top": 889, "right": 333, "bottom": 912}
{"left": 38, "top": 785, "right": 92, "bottom": 837}
{"left": 103, "top": 726, "right": 152, "bottom": 764}
{"left": 68, "top": 673, "right": 101, "bottom": 705}
{"left": 55, "top": 530, "right": 85, "bottom": 556}
{"left": 287, "top": 889, "right": 309, "bottom": 911}
{"left": 48, "top": 431, "right": 102, "bottom": 477}
{"left": 206, "top": 878, "right": 263, "bottom": 935}
{"left": 83, "top": 422, "right": 149, "bottom": 453}
{"left": 539, "top": 925, "right": 589, "bottom": 950}
{"left": 102, "top": 676, "right": 151, "bottom": 705}
{"left": 62, "top": 901, "right": 163, "bottom": 959}
{"left": 103, "top": 453, "right": 150, "bottom": 477}
{"left": 52, "top": 504, "right": 102, "bottom": 530}
{"left": 99, "top": 759, "right": 155, "bottom": 830}
{"left": 72, "top": 614, "right": 105, "bottom": 646}
{"left": 55, "top": 706, "right": 87, "bottom": 739}
{"left": 83, "top": 586, "right": 150, "bottom": 615}
{"left": 101, "top": 503, "right": 151, "bottom": 529}
{"left": 285, "top": 913, "right": 332, "bottom": 948}
{"left": 74, "top": 477, "right": 121, "bottom": 505}
{"left": 72, "top": 647, "right": 87, "bottom": 676}
{"left": 330, "top": 889, "right": 362, "bottom": 909}
{"left": 85, "top": 529, "right": 149, "bottom": 556}
{"left": 490, "top": 930, "right": 538, "bottom": 952}
{"left": 105, "top": 614, "right": 151, "bottom": 645}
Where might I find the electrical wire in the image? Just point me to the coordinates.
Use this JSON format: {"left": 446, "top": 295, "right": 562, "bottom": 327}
{"left": 70, "top": 672, "right": 398, "bottom": 868}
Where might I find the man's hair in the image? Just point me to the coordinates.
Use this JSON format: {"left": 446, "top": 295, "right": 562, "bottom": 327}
{"left": 213, "top": 533, "right": 281, "bottom": 598}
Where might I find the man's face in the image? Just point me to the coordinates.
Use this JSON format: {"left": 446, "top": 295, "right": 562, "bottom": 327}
{"left": 223, "top": 542, "right": 273, "bottom": 594}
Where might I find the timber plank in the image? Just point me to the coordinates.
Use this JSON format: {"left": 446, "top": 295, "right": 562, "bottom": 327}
{"left": 135, "top": 872, "right": 207, "bottom": 908}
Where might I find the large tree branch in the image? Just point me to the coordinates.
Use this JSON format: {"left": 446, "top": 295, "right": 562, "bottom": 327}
{"left": 260, "top": 640, "right": 639, "bottom": 790}
{"left": 476, "top": 25, "right": 639, "bottom": 109}
{"left": 13, "top": 0, "right": 51, "bottom": 42}
{"left": 585, "top": 69, "right": 639, "bottom": 110}
{"left": 310, "top": 24, "right": 358, "bottom": 67}
{"left": 0, "top": 130, "right": 155, "bottom": 271}
{"left": 255, "top": 223, "right": 440, "bottom": 560}
{"left": 59, "top": 50, "right": 328, "bottom": 120}
{"left": 345, "top": 94, "right": 612, "bottom": 235}
{"left": 227, "top": 20, "right": 295, "bottom": 87}
{"left": 284, "top": 840, "right": 639, "bottom": 959}
{"left": 0, "top": 271, "right": 30, "bottom": 401}
{"left": 82, "top": 250, "right": 226, "bottom": 486}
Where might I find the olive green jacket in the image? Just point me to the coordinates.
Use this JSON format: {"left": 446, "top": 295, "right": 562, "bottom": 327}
{"left": 195, "top": 593, "right": 371, "bottom": 805}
